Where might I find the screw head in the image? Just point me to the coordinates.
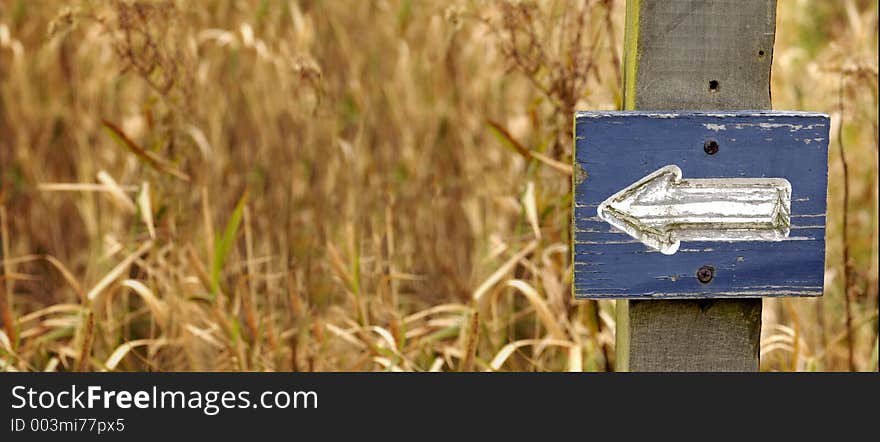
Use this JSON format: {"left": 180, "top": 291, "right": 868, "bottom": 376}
{"left": 697, "top": 265, "right": 715, "bottom": 284}
{"left": 703, "top": 140, "right": 719, "bottom": 155}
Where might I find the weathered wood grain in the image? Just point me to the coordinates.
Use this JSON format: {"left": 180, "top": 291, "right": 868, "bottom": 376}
{"left": 615, "top": 298, "right": 763, "bottom": 371}
{"left": 628, "top": 0, "right": 777, "bottom": 111}
{"left": 615, "top": 0, "right": 779, "bottom": 371}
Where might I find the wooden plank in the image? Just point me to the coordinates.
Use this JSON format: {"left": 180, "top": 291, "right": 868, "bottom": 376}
{"left": 616, "top": 0, "right": 778, "bottom": 371}
{"left": 627, "top": 0, "right": 777, "bottom": 110}
{"left": 616, "top": 298, "right": 763, "bottom": 371}
{"left": 573, "top": 111, "right": 830, "bottom": 299}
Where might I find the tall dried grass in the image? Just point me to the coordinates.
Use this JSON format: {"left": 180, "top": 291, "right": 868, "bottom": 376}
{"left": 0, "top": 0, "right": 876, "bottom": 372}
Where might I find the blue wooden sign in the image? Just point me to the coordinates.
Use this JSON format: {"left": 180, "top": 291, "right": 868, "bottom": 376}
{"left": 573, "top": 111, "right": 830, "bottom": 299}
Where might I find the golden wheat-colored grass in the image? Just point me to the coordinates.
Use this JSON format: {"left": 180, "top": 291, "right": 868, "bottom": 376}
{"left": 0, "top": 0, "right": 876, "bottom": 372}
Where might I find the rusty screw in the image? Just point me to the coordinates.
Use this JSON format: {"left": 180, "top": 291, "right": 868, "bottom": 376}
{"left": 696, "top": 265, "right": 715, "bottom": 284}
{"left": 703, "top": 140, "right": 719, "bottom": 155}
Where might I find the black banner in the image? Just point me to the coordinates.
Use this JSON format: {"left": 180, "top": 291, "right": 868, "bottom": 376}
{"left": 0, "top": 373, "right": 875, "bottom": 440}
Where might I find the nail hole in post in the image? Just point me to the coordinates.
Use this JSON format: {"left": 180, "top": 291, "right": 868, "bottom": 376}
{"left": 758, "top": 49, "right": 766, "bottom": 57}
{"left": 703, "top": 140, "right": 719, "bottom": 155}
{"left": 708, "top": 80, "right": 720, "bottom": 92}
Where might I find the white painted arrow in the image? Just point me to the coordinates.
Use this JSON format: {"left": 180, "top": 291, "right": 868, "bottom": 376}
{"left": 597, "top": 165, "right": 791, "bottom": 255}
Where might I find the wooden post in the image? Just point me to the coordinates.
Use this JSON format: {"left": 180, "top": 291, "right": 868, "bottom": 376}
{"left": 616, "top": 0, "right": 777, "bottom": 371}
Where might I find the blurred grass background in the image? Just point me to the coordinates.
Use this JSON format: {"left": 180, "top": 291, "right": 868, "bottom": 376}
{"left": 0, "top": 0, "right": 876, "bottom": 372}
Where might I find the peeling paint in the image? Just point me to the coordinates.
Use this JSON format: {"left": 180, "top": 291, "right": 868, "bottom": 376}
{"left": 574, "top": 163, "right": 588, "bottom": 187}
{"left": 573, "top": 111, "right": 830, "bottom": 299}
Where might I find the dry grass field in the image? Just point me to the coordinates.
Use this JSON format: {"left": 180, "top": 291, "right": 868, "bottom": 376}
{"left": 0, "top": 0, "right": 876, "bottom": 372}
